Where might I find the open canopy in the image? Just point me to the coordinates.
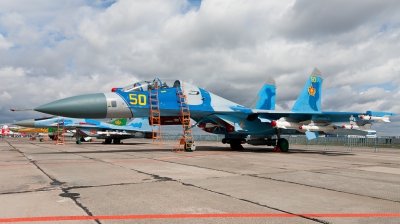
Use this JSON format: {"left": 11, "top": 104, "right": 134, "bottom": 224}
{"left": 122, "top": 79, "right": 183, "bottom": 92}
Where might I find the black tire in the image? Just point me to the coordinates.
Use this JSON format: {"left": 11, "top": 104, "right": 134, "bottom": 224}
{"left": 104, "top": 139, "right": 112, "bottom": 144}
{"left": 230, "top": 140, "right": 244, "bottom": 150}
{"left": 184, "top": 143, "right": 193, "bottom": 152}
{"left": 113, "top": 139, "right": 121, "bottom": 144}
{"left": 277, "top": 138, "right": 289, "bottom": 152}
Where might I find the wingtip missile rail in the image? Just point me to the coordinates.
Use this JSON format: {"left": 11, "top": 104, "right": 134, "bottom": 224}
{"left": 359, "top": 115, "right": 390, "bottom": 123}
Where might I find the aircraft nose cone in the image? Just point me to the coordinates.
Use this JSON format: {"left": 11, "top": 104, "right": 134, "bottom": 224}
{"left": 14, "top": 119, "right": 35, "bottom": 128}
{"left": 35, "top": 93, "right": 108, "bottom": 118}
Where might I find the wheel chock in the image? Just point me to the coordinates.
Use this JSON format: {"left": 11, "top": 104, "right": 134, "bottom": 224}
{"left": 273, "top": 147, "right": 281, "bottom": 152}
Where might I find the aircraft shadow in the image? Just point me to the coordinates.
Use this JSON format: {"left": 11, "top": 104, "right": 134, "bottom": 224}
{"left": 36, "top": 144, "right": 354, "bottom": 156}
{"left": 184, "top": 146, "right": 355, "bottom": 156}
{"left": 82, "top": 142, "right": 150, "bottom": 146}
{"left": 38, "top": 149, "right": 171, "bottom": 154}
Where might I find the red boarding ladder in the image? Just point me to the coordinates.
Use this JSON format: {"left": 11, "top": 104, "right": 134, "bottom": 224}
{"left": 173, "top": 82, "right": 194, "bottom": 152}
{"left": 149, "top": 81, "right": 162, "bottom": 148}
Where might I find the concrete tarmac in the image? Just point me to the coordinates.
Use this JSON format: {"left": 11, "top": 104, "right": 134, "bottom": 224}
{"left": 0, "top": 137, "right": 399, "bottom": 223}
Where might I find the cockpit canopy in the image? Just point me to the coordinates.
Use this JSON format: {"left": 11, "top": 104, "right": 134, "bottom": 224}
{"left": 121, "top": 79, "right": 183, "bottom": 92}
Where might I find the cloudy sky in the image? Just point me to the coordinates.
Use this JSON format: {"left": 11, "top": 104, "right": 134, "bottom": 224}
{"left": 1, "top": 0, "right": 399, "bottom": 135}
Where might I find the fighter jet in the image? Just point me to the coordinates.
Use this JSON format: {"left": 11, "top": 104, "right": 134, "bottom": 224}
{"left": 34, "top": 68, "right": 395, "bottom": 151}
{"left": 14, "top": 117, "right": 152, "bottom": 144}
{"left": 9, "top": 126, "right": 49, "bottom": 136}
{"left": 1, "top": 125, "right": 13, "bottom": 137}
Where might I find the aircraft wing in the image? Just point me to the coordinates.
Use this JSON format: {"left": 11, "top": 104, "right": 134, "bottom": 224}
{"left": 248, "top": 109, "right": 395, "bottom": 123}
{"left": 75, "top": 118, "right": 151, "bottom": 141}
{"left": 76, "top": 127, "right": 149, "bottom": 138}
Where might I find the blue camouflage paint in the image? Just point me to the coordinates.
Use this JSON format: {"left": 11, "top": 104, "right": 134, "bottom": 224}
{"left": 53, "top": 119, "right": 73, "bottom": 126}
{"left": 187, "top": 88, "right": 213, "bottom": 112}
{"left": 117, "top": 86, "right": 215, "bottom": 116}
{"left": 130, "top": 122, "right": 143, "bottom": 128}
{"left": 253, "top": 84, "right": 276, "bottom": 110}
{"left": 84, "top": 119, "right": 101, "bottom": 125}
{"left": 230, "top": 105, "right": 253, "bottom": 114}
{"left": 261, "top": 87, "right": 275, "bottom": 110}
{"left": 292, "top": 75, "right": 322, "bottom": 112}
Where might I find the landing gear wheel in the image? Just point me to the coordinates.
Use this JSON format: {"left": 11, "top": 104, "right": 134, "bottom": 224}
{"left": 277, "top": 138, "right": 289, "bottom": 152}
{"left": 230, "top": 141, "right": 244, "bottom": 150}
{"left": 104, "top": 139, "right": 112, "bottom": 144}
{"left": 80, "top": 137, "right": 86, "bottom": 142}
{"left": 184, "top": 141, "right": 195, "bottom": 152}
{"left": 184, "top": 144, "right": 192, "bottom": 152}
{"left": 76, "top": 140, "right": 81, "bottom": 144}
{"left": 113, "top": 139, "right": 121, "bottom": 144}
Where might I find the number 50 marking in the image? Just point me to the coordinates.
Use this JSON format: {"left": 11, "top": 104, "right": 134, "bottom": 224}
{"left": 129, "top": 94, "right": 146, "bottom": 106}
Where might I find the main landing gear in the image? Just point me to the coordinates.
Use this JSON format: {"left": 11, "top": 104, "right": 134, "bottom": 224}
{"left": 103, "top": 139, "right": 122, "bottom": 144}
{"left": 112, "top": 139, "right": 120, "bottom": 144}
{"left": 277, "top": 138, "right": 289, "bottom": 152}
{"left": 223, "top": 137, "right": 290, "bottom": 152}
{"left": 275, "top": 128, "right": 289, "bottom": 152}
{"left": 76, "top": 137, "right": 94, "bottom": 144}
{"left": 229, "top": 140, "right": 244, "bottom": 150}
{"left": 76, "top": 137, "right": 86, "bottom": 144}
{"left": 222, "top": 138, "right": 245, "bottom": 150}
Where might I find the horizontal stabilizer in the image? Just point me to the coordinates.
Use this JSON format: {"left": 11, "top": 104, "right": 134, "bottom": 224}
{"left": 366, "top": 111, "right": 396, "bottom": 117}
{"left": 305, "top": 131, "right": 318, "bottom": 140}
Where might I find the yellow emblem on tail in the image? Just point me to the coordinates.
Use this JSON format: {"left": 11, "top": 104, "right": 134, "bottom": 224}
{"left": 308, "top": 84, "right": 316, "bottom": 96}
{"left": 311, "top": 76, "right": 317, "bottom": 83}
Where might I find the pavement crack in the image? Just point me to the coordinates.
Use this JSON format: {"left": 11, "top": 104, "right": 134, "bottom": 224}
{"left": 146, "top": 153, "right": 400, "bottom": 205}
{"left": 4, "top": 139, "right": 102, "bottom": 224}
{"left": 0, "top": 188, "right": 59, "bottom": 196}
{"left": 63, "top": 181, "right": 163, "bottom": 190}
{"left": 47, "top": 146, "right": 175, "bottom": 183}
{"left": 250, "top": 174, "right": 400, "bottom": 204}
{"left": 90, "top": 152, "right": 327, "bottom": 223}
{"left": 175, "top": 179, "right": 329, "bottom": 223}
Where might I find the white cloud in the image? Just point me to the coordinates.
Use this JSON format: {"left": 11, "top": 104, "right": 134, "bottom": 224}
{"left": 0, "top": 0, "right": 399, "bottom": 135}
{"left": 0, "top": 34, "right": 13, "bottom": 50}
{"left": 0, "top": 91, "right": 12, "bottom": 100}
{"left": 0, "top": 67, "right": 25, "bottom": 77}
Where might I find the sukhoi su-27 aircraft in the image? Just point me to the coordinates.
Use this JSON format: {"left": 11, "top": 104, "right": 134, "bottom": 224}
{"left": 34, "top": 68, "right": 395, "bottom": 152}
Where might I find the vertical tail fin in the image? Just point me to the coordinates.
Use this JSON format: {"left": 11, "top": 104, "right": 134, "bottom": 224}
{"left": 250, "top": 77, "right": 276, "bottom": 110}
{"left": 108, "top": 118, "right": 127, "bottom": 126}
{"left": 291, "top": 68, "right": 322, "bottom": 112}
